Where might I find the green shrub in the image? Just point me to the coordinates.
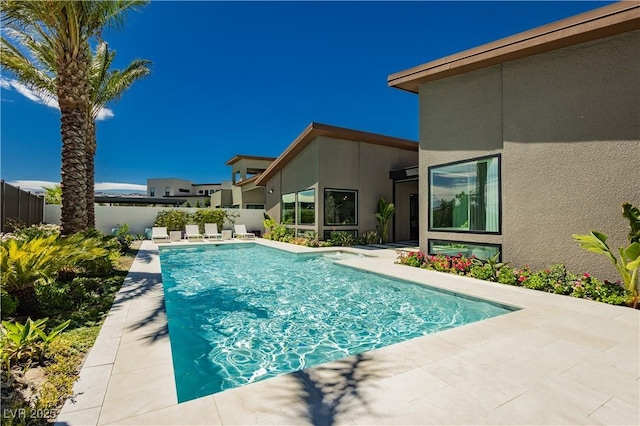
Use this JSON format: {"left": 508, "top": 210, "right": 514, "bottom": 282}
{"left": 112, "top": 223, "right": 133, "bottom": 253}
{"left": 573, "top": 202, "right": 640, "bottom": 308}
{"left": 397, "top": 251, "right": 425, "bottom": 268}
{"left": 264, "top": 223, "right": 293, "bottom": 241}
{"left": 263, "top": 215, "right": 276, "bottom": 233}
{"left": 524, "top": 275, "right": 548, "bottom": 291}
{"left": 1, "top": 233, "right": 113, "bottom": 316}
{"left": 36, "top": 282, "right": 75, "bottom": 314}
{"left": 470, "top": 264, "right": 493, "bottom": 281}
{"left": 330, "top": 232, "right": 356, "bottom": 247}
{"left": 359, "top": 230, "right": 379, "bottom": 245}
{"left": 154, "top": 210, "right": 190, "bottom": 231}
{"left": 397, "top": 249, "right": 634, "bottom": 307}
{"left": 497, "top": 266, "right": 517, "bottom": 285}
{"left": 0, "top": 318, "right": 70, "bottom": 370}
{"left": 10, "top": 223, "right": 61, "bottom": 241}
{"left": 1, "top": 288, "right": 18, "bottom": 317}
{"left": 191, "top": 209, "right": 227, "bottom": 233}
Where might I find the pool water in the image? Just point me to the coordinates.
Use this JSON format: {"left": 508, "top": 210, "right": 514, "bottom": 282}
{"left": 159, "top": 244, "right": 515, "bottom": 402}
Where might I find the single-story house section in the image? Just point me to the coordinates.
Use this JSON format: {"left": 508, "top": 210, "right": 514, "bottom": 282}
{"left": 254, "top": 123, "right": 419, "bottom": 241}
{"left": 388, "top": 2, "right": 640, "bottom": 280}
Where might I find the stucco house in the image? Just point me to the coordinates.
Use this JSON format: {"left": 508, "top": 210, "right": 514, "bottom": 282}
{"left": 146, "top": 177, "right": 221, "bottom": 206}
{"left": 211, "top": 155, "right": 276, "bottom": 209}
{"left": 387, "top": 2, "right": 640, "bottom": 280}
{"left": 254, "top": 123, "right": 418, "bottom": 241}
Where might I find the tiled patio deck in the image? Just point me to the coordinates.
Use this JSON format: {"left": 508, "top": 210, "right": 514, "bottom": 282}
{"left": 56, "top": 239, "right": 639, "bottom": 425}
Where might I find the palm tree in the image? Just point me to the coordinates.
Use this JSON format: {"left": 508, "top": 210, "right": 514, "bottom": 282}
{"left": 85, "top": 43, "right": 150, "bottom": 227}
{"left": 2, "top": 39, "right": 151, "bottom": 229}
{"left": 43, "top": 185, "right": 62, "bottom": 205}
{"left": 1, "top": 0, "right": 147, "bottom": 234}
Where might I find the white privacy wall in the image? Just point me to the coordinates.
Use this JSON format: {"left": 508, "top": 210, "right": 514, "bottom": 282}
{"left": 44, "top": 206, "right": 266, "bottom": 236}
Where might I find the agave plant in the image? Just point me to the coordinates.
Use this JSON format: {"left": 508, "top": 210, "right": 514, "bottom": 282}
{"left": 573, "top": 202, "right": 640, "bottom": 308}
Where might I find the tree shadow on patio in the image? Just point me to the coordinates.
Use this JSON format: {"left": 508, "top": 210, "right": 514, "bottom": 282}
{"left": 288, "top": 353, "right": 384, "bottom": 426}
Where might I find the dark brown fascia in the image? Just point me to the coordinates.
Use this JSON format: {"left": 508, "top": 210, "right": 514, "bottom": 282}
{"left": 254, "top": 122, "right": 418, "bottom": 186}
{"left": 388, "top": 2, "right": 640, "bottom": 93}
{"left": 236, "top": 174, "right": 261, "bottom": 187}
{"left": 225, "top": 155, "right": 277, "bottom": 166}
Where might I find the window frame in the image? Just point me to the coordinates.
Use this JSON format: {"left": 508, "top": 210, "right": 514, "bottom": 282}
{"left": 281, "top": 192, "right": 296, "bottom": 225}
{"left": 323, "top": 229, "right": 358, "bottom": 240}
{"left": 323, "top": 188, "right": 358, "bottom": 226}
{"left": 428, "top": 239, "right": 502, "bottom": 261}
{"left": 297, "top": 189, "right": 316, "bottom": 225}
{"left": 427, "top": 154, "right": 502, "bottom": 235}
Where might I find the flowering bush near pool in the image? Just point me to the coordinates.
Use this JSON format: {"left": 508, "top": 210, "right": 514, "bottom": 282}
{"left": 396, "top": 251, "right": 633, "bottom": 307}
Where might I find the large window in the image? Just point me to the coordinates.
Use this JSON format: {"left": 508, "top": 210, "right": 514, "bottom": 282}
{"left": 429, "top": 155, "right": 500, "bottom": 233}
{"left": 429, "top": 239, "right": 501, "bottom": 261}
{"left": 324, "top": 189, "right": 357, "bottom": 225}
{"left": 297, "top": 189, "right": 315, "bottom": 225}
{"left": 281, "top": 193, "right": 295, "bottom": 224}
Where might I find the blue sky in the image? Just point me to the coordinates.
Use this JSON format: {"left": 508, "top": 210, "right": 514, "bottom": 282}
{"left": 1, "top": 1, "right": 614, "bottom": 192}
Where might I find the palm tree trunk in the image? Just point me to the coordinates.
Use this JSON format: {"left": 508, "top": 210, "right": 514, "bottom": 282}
{"left": 58, "top": 47, "right": 90, "bottom": 235}
{"left": 86, "top": 119, "right": 96, "bottom": 229}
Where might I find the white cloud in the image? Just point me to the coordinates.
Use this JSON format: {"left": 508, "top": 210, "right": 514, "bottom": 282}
{"left": 8, "top": 180, "right": 146, "bottom": 193}
{"left": 95, "top": 107, "right": 114, "bottom": 121}
{"left": 95, "top": 182, "right": 146, "bottom": 191}
{"left": 8, "top": 180, "right": 58, "bottom": 192}
{"left": 0, "top": 76, "right": 114, "bottom": 121}
{"left": 1, "top": 77, "right": 58, "bottom": 109}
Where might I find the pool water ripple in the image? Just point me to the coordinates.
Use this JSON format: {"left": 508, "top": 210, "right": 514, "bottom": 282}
{"left": 160, "top": 244, "right": 514, "bottom": 402}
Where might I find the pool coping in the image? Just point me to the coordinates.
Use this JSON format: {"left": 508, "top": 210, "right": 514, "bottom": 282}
{"left": 56, "top": 239, "right": 640, "bottom": 425}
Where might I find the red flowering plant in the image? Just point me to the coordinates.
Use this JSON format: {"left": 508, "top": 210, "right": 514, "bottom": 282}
{"left": 396, "top": 251, "right": 426, "bottom": 268}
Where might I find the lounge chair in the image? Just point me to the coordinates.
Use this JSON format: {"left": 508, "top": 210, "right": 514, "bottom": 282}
{"left": 233, "top": 224, "right": 255, "bottom": 239}
{"left": 185, "top": 224, "right": 203, "bottom": 241}
{"left": 203, "top": 223, "right": 223, "bottom": 240}
{"left": 151, "top": 227, "right": 170, "bottom": 243}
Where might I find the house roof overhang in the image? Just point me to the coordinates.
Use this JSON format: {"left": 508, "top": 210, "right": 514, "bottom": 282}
{"left": 387, "top": 2, "right": 640, "bottom": 94}
{"left": 236, "top": 174, "right": 261, "bottom": 187}
{"left": 225, "top": 155, "right": 277, "bottom": 166}
{"left": 254, "top": 122, "right": 418, "bottom": 186}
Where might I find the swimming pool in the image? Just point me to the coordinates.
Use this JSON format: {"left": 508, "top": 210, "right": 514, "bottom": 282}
{"left": 160, "top": 243, "right": 515, "bottom": 402}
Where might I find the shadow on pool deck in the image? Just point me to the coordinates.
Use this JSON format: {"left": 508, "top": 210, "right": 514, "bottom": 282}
{"left": 286, "top": 353, "right": 384, "bottom": 425}
{"left": 113, "top": 269, "right": 169, "bottom": 343}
